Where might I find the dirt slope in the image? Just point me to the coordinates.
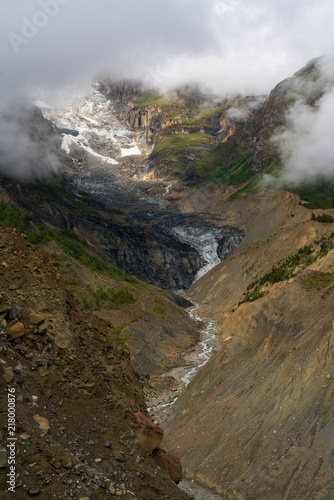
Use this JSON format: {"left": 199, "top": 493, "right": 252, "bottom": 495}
{"left": 163, "top": 192, "right": 334, "bottom": 499}
{"left": 0, "top": 224, "right": 191, "bottom": 500}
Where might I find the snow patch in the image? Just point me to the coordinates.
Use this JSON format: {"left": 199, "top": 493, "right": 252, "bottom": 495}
{"left": 38, "top": 84, "right": 143, "bottom": 166}
{"left": 61, "top": 135, "right": 73, "bottom": 154}
{"left": 120, "top": 143, "right": 142, "bottom": 157}
{"left": 163, "top": 184, "right": 172, "bottom": 196}
{"left": 77, "top": 113, "right": 99, "bottom": 125}
{"left": 61, "top": 133, "right": 118, "bottom": 165}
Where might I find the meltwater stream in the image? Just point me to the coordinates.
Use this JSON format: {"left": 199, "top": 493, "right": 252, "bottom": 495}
{"left": 146, "top": 302, "right": 223, "bottom": 499}
{"left": 147, "top": 300, "right": 219, "bottom": 415}
{"left": 180, "top": 304, "right": 218, "bottom": 386}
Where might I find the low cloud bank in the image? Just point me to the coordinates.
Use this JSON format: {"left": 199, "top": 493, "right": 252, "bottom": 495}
{"left": 268, "top": 57, "right": 334, "bottom": 186}
{"left": 1, "top": 1, "right": 334, "bottom": 179}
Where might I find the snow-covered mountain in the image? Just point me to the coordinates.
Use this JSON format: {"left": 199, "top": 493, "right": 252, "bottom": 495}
{"left": 37, "top": 84, "right": 150, "bottom": 171}
{"left": 35, "top": 84, "right": 244, "bottom": 287}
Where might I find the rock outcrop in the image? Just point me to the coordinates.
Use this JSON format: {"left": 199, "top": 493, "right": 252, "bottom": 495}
{"left": 136, "top": 412, "right": 164, "bottom": 454}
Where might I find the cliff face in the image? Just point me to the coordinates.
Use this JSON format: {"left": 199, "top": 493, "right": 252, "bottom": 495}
{"left": 163, "top": 190, "right": 334, "bottom": 499}
{"left": 120, "top": 57, "right": 333, "bottom": 188}
{"left": 0, "top": 176, "right": 205, "bottom": 290}
{"left": 127, "top": 104, "right": 183, "bottom": 144}
{"left": 98, "top": 80, "right": 207, "bottom": 146}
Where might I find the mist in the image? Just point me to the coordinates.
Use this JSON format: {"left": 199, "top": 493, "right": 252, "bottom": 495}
{"left": 1, "top": 0, "right": 334, "bottom": 179}
{"left": 268, "top": 56, "right": 334, "bottom": 186}
{"left": 0, "top": 100, "right": 60, "bottom": 180}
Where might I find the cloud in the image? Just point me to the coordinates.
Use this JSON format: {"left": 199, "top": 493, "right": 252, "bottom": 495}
{"left": 226, "top": 96, "right": 266, "bottom": 120}
{"left": 0, "top": 99, "right": 60, "bottom": 179}
{"left": 272, "top": 89, "right": 334, "bottom": 185}
{"left": 2, "top": 0, "right": 334, "bottom": 98}
{"left": 1, "top": 0, "right": 334, "bottom": 178}
{"left": 267, "top": 56, "right": 334, "bottom": 186}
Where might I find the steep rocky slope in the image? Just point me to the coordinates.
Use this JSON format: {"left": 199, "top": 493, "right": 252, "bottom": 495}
{"left": 0, "top": 175, "right": 205, "bottom": 290}
{"left": 98, "top": 58, "right": 334, "bottom": 202}
{"left": 0, "top": 224, "right": 192, "bottom": 499}
{"left": 42, "top": 237, "right": 201, "bottom": 377}
{"left": 2, "top": 55, "right": 334, "bottom": 500}
{"left": 163, "top": 191, "right": 334, "bottom": 499}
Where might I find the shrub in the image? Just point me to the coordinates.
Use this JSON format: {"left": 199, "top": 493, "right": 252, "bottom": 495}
{"left": 0, "top": 201, "right": 33, "bottom": 233}
{"left": 311, "top": 213, "right": 334, "bottom": 223}
{"left": 84, "top": 287, "right": 135, "bottom": 311}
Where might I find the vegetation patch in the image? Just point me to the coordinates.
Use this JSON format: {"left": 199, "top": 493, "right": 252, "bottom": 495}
{"left": 189, "top": 149, "right": 254, "bottom": 185}
{"left": 311, "top": 213, "right": 334, "bottom": 223}
{"left": 139, "top": 373, "right": 152, "bottom": 388}
{"left": 214, "top": 153, "right": 254, "bottom": 185}
{"left": 51, "top": 252, "right": 66, "bottom": 263}
{"left": 136, "top": 92, "right": 171, "bottom": 108}
{"left": 84, "top": 287, "right": 135, "bottom": 311}
{"left": 153, "top": 306, "right": 167, "bottom": 318}
{"left": 290, "top": 180, "right": 334, "bottom": 209}
{"left": 190, "top": 104, "right": 227, "bottom": 125}
{"left": 238, "top": 235, "right": 334, "bottom": 308}
{"left": 229, "top": 178, "right": 260, "bottom": 199}
{"left": 0, "top": 201, "right": 33, "bottom": 233}
{"left": 135, "top": 89, "right": 201, "bottom": 123}
{"left": 300, "top": 271, "right": 334, "bottom": 294}
{"left": 154, "top": 132, "right": 215, "bottom": 157}
{"left": 27, "top": 228, "right": 135, "bottom": 282}
{"left": 152, "top": 132, "right": 216, "bottom": 179}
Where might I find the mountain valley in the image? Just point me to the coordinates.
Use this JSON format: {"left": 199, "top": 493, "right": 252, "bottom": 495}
{"left": 0, "top": 56, "right": 334, "bottom": 499}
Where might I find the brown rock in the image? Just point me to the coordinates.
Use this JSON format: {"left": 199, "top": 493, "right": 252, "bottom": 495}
{"left": 33, "top": 414, "right": 50, "bottom": 434}
{"left": 9, "top": 322, "right": 25, "bottom": 340}
{"left": 38, "top": 324, "right": 47, "bottom": 335}
{"left": 136, "top": 412, "right": 164, "bottom": 454}
{"left": 1, "top": 262, "right": 8, "bottom": 268}
{"left": 14, "top": 361, "right": 24, "bottom": 373}
{"left": 2, "top": 367, "right": 14, "bottom": 383}
{"left": 28, "top": 314, "right": 47, "bottom": 326}
{"left": 28, "top": 488, "right": 40, "bottom": 496}
{"left": 160, "top": 452, "right": 183, "bottom": 484}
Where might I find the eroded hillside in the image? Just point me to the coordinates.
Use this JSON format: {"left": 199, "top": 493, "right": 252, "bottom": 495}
{"left": 0, "top": 224, "right": 192, "bottom": 499}
{"left": 1, "top": 55, "right": 334, "bottom": 500}
{"left": 163, "top": 191, "right": 334, "bottom": 499}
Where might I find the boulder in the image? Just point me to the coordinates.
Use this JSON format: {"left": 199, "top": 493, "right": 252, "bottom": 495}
{"left": 136, "top": 412, "right": 164, "bottom": 454}
{"left": 160, "top": 452, "right": 183, "bottom": 484}
{"left": 2, "top": 366, "right": 14, "bottom": 383}
{"left": 8, "top": 305, "right": 22, "bottom": 320}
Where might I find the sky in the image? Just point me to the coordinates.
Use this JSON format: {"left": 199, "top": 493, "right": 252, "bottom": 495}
{"left": 2, "top": 0, "right": 334, "bottom": 97}
{"left": 1, "top": 0, "right": 334, "bottom": 180}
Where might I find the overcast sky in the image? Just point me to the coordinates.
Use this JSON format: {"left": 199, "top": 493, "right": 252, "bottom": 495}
{"left": 1, "top": 0, "right": 334, "bottom": 100}
{"left": 1, "top": 0, "right": 334, "bottom": 181}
